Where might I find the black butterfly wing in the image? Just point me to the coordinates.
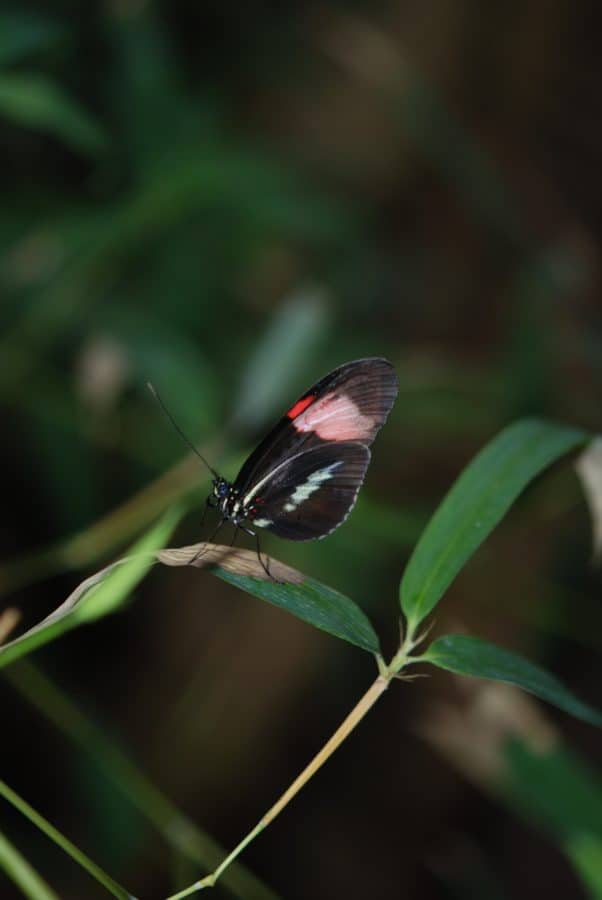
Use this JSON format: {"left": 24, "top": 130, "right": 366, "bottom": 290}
{"left": 233, "top": 357, "right": 398, "bottom": 498}
{"left": 246, "top": 442, "right": 370, "bottom": 541}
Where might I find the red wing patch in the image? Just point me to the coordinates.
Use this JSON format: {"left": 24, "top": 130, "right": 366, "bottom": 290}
{"left": 232, "top": 358, "right": 398, "bottom": 502}
{"left": 291, "top": 391, "right": 375, "bottom": 441}
{"left": 286, "top": 394, "right": 315, "bottom": 419}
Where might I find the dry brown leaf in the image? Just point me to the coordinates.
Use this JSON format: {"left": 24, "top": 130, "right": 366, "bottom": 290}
{"left": 157, "top": 543, "right": 305, "bottom": 584}
{"left": 0, "top": 543, "right": 305, "bottom": 662}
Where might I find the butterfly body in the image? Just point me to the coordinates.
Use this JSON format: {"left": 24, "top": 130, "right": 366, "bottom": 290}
{"left": 207, "top": 358, "right": 398, "bottom": 543}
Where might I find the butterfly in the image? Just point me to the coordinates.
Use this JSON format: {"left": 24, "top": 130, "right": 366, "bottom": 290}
{"left": 150, "top": 358, "right": 398, "bottom": 576}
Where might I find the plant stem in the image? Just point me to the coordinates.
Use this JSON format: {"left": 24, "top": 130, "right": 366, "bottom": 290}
{"left": 3, "top": 661, "right": 279, "bottom": 900}
{"left": 165, "top": 674, "right": 391, "bottom": 899}
{"left": 0, "top": 829, "right": 60, "bottom": 900}
{"left": 0, "top": 779, "right": 134, "bottom": 900}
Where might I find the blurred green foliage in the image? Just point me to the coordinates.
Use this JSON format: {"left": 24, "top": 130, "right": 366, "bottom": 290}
{"left": 1, "top": 2, "right": 601, "bottom": 899}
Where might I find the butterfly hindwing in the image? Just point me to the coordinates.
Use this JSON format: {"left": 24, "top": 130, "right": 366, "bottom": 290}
{"left": 244, "top": 441, "right": 370, "bottom": 541}
{"left": 233, "top": 357, "right": 398, "bottom": 500}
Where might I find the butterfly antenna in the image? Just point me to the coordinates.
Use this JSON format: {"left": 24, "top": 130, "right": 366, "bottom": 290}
{"left": 147, "top": 382, "right": 219, "bottom": 478}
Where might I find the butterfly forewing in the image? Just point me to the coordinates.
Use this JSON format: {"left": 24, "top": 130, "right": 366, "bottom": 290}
{"left": 233, "top": 357, "right": 398, "bottom": 499}
{"left": 246, "top": 442, "right": 370, "bottom": 540}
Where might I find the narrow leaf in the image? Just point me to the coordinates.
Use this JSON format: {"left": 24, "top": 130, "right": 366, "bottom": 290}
{"left": 423, "top": 634, "right": 602, "bottom": 728}
{"left": 158, "top": 543, "right": 380, "bottom": 654}
{"left": 0, "top": 507, "right": 182, "bottom": 669}
{"left": 0, "top": 829, "right": 59, "bottom": 900}
{"left": 502, "top": 742, "right": 602, "bottom": 899}
{"left": 229, "top": 285, "right": 330, "bottom": 432}
{"left": 576, "top": 437, "right": 602, "bottom": 561}
{"left": 400, "top": 419, "right": 588, "bottom": 629}
{"left": 0, "top": 780, "right": 131, "bottom": 899}
{"left": 0, "top": 13, "right": 63, "bottom": 66}
{"left": 503, "top": 742, "right": 602, "bottom": 843}
{"left": 0, "top": 74, "right": 107, "bottom": 155}
{"left": 567, "top": 834, "right": 602, "bottom": 900}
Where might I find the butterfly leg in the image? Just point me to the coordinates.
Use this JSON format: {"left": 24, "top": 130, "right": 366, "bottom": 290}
{"left": 238, "top": 524, "right": 276, "bottom": 580}
{"left": 253, "top": 532, "right": 276, "bottom": 579}
{"left": 254, "top": 532, "right": 274, "bottom": 579}
{"left": 188, "top": 517, "right": 225, "bottom": 566}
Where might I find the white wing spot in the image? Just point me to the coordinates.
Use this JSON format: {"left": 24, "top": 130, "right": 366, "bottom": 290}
{"left": 284, "top": 461, "right": 342, "bottom": 513}
{"left": 253, "top": 518, "right": 273, "bottom": 528}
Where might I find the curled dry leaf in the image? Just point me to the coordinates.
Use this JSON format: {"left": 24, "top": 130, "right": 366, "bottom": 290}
{"left": 0, "top": 555, "right": 138, "bottom": 663}
{"left": 0, "top": 542, "right": 306, "bottom": 667}
{"left": 1, "top": 527, "right": 378, "bottom": 665}
{"left": 157, "top": 543, "right": 304, "bottom": 584}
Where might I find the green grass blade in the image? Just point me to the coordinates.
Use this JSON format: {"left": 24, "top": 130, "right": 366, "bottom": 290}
{"left": 400, "top": 419, "right": 588, "bottom": 630}
{"left": 0, "top": 506, "right": 183, "bottom": 669}
{"left": 4, "top": 661, "right": 280, "bottom": 900}
{"left": 0, "top": 829, "right": 60, "bottom": 900}
{"left": 0, "top": 781, "right": 133, "bottom": 899}
{"left": 423, "top": 634, "right": 602, "bottom": 727}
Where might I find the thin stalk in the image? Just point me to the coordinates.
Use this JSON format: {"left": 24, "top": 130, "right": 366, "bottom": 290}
{"left": 165, "top": 674, "right": 391, "bottom": 899}
{"left": 163, "top": 621, "right": 431, "bottom": 899}
{"left": 3, "top": 661, "right": 279, "bottom": 900}
{"left": 0, "top": 780, "right": 134, "bottom": 900}
{"left": 0, "top": 829, "right": 60, "bottom": 900}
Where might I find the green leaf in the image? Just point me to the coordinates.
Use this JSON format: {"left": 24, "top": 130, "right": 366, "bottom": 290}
{"left": 158, "top": 544, "right": 380, "bottom": 654}
{"left": 503, "top": 741, "right": 602, "bottom": 843}
{"left": 502, "top": 742, "right": 602, "bottom": 899}
{"left": 400, "top": 419, "right": 588, "bottom": 630}
{"left": 0, "top": 780, "right": 131, "bottom": 899}
{"left": 0, "top": 829, "right": 59, "bottom": 900}
{"left": 567, "top": 834, "right": 602, "bottom": 900}
{"left": 0, "top": 13, "right": 63, "bottom": 66}
{"left": 0, "top": 506, "right": 182, "bottom": 669}
{"left": 423, "top": 634, "right": 602, "bottom": 728}
{"left": 229, "top": 285, "right": 330, "bottom": 431}
{"left": 0, "top": 74, "right": 107, "bottom": 155}
{"left": 217, "top": 569, "right": 379, "bottom": 654}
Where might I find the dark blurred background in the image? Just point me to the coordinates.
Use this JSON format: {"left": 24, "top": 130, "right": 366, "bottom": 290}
{"left": 1, "top": 2, "right": 601, "bottom": 899}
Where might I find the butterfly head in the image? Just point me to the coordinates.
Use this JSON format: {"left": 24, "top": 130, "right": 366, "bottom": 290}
{"left": 209, "top": 476, "right": 237, "bottom": 518}
{"left": 212, "top": 477, "right": 230, "bottom": 502}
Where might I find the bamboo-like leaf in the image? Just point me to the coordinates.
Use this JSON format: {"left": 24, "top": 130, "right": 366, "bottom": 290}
{"left": 400, "top": 420, "right": 588, "bottom": 630}
{"left": 0, "top": 532, "right": 379, "bottom": 669}
{"left": 423, "top": 634, "right": 602, "bottom": 728}
{"left": 502, "top": 742, "right": 602, "bottom": 898}
{"left": 0, "top": 73, "right": 107, "bottom": 155}
{"left": 0, "top": 829, "right": 59, "bottom": 900}
{"left": 0, "top": 507, "right": 182, "bottom": 668}
{"left": 0, "top": 781, "right": 132, "bottom": 899}
{"left": 576, "top": 437, "right": 602, "bottom": 562}
{"left": 567, "top": 834, "right": 602, "bottom": 900}
{"left": 158, "top": 544, "right": 380, "bottom": 654}
{"left": 229, "top": 285, "right": 330, "bottom": 432}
